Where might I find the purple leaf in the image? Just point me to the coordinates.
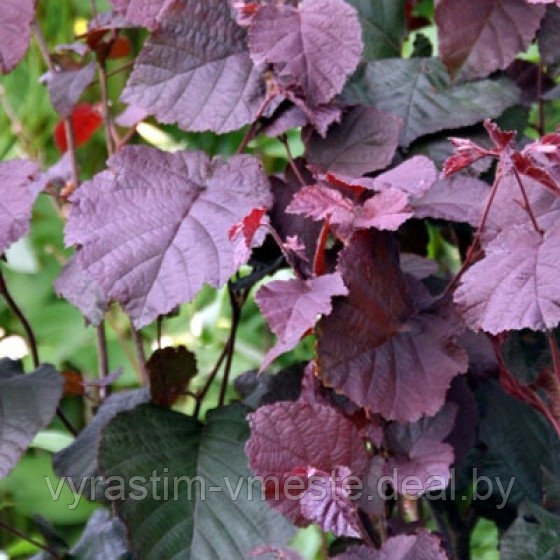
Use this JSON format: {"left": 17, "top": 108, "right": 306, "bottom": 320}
{"left": 0, "top": 0, "right": 34, "bottom": 74}
{"left": 248, "top": 0, "right": 363, "bottom": 106}
{"left": 65, "top": 146, "right": 271, "bottom": 328}
{"left": 335, "top": 531, "right": 448, "bottom": 559}
{"left": 115, "top": 104, "right": 149, "bottom": 128}
{"left": 400, "top": 254, "right": 438, "bottom": 280}
{"left": 301, "top": 465, "right": 361, "bottom": 538}
{"left": 436, "top": 0, "right": 546, "bottom": 80}
{"left": 47, "top": 62, "right": 97, "bottom": 118}
{"left": 246, "top": 400, "right": 369, "bottom": 528}
{"left": 360, "top": 156, "right": 438, "bottom": 198}
{"left": 317, "top": 231, "right": 467, "bottom": 422}
{"left": 454, "top": 223, "right": 560, "bottom": 334}
{"left": 110, "top": 0, "right": 173, "bottom": 30}
{"left": 306, "top": 107, "right": 402, "bottom": 176}
{"left": 249, "top": 546, "right": 303, "bottom": 560}
{"left": 0, "top": 159, "right": 41, "bottom": 254}
{"left": 255, "top": 272, "right": 348, "bottom": 370}
{"left": 54, "top": 255, "right": 108, "bottom": 326}
{"left": 0, "top": 361, "right": 63, "bottom": 479}
{"left": 354, "top": 190, "right": 412, "bottom": 231}
{"left": 384, "top": 404, "right": 457, "bottom": 496}
{"left": 121, "top": 0, "right": 265, "bottom": 133}
{"left": 412, "top": 175, "right": 489, "bottom": 226}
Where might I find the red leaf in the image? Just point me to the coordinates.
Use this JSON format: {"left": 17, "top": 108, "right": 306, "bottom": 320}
{"left": 54, "top": 103, "right": 102, "bottom": 152}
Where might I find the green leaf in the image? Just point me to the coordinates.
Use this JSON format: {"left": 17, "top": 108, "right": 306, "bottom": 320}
{"left": 99, "top": 403, "right": 294, "bottom": 560}
{"left": 469, "top": 382, "right": 560, "bottom": 509}
{"left": 501, "top": 503, "right": 560, "bottom": 559}
{"left": 0, "top": 359, "right": 63, "bottom": 479}
{"left": 346, "top": 0, "right": 407, "bottom": 60}
{"left": 343, "top": 58, "right": 520, "bottom": 146}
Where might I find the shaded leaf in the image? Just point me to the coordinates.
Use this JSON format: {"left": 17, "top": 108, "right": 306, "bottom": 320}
{"left": 306, "top": 106, "right": 402, "bottom": 176}
{"left": 99, "top": 403, "right": 294, "bottom": 559}
{"left": 248, "top": 0, "right": 363, "bottom": 105}
{"left": 384, "top": 404, "right": 457, "bottom": 496}
{"left": 53, "top": 388, "right": 149, "bottom": 500}
{"left": 343, "top": 58, "right": 520, "bottom": 147}
{"left": 455, "top": 223, "right": 560, "bottom": 334}
{"left": 0, "top": 360, "right": 63, "bottom": 479}
{"left": 147, "top": 345, "right": 197, "bottom": 407}
{"left": 346, "top": 0, "right": 407, "bottom": 60}
{"left": 47, "top": 62, "right": 97, "bottom": 118}
{"left": 121, "top": 0, "right": 265, "bottom": 133}
{"left": 0, "top": 158, "right": 41, "bottom": 255}
{"left": 66, "top": 146, "right": 271, "bottom": 328}
{"left": 0, "top": 0, "right": 34, "bottom": 74}
{"left": 54, "top": 255, "right": 108, "bottom": 326}
{"left": 435, "top": 0, "right": 545, "bottom": 80}
{"left": 255, "top": 272, "right": 348, "bottom": 370}
{"left": 538, "top": 5, "right": 560, "bottom": 69}
{"left": 317, "top": 231, "right": 467, "bottom": 421}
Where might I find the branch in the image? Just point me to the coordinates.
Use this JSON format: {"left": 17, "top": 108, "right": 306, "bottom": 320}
{"left": 512, "top": 168, "right": 543, "bottom": 236}
{"left": 0, "top": 519, "right": 64, "bottom": 559}
{"left": 131, "top": 324, "right": 149, "bottom": 385}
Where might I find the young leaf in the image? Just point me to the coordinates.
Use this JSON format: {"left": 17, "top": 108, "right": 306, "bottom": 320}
{"left": 53, "top": 388, "right": 149, "bottom": 500}
{"left": 248, "top": 0, "right": 363, "bottom": 106}
{"left": 65, "top": 146, "right": 271, "bottom": 328}
{"left": 121, "top": 0, "right": 265, "bottom": 133}
{"left": 47, "top": 62, "right": 97, "bottom": 118}
{"left": 335, "top": 531, "right": 448, "bottom": 559}
{"left": 455, "top": 223, "right": 560, "bottom": 334}
{"left": 435, "top": 0, "right": 546, "bottom": 80}
{"left": 306, "top": 106, "right": 402, "bottom": 176}
{"left": 99, "top": 403, "right": 294, "bottom": 559}
{"left": 0, "top": 158, "right": 41, "bottom": 255}
{"left": 317, "top": 231, "right": 467, "bottom": 421}
{"left": 343, "top": 58, "right": 520, "bottom": 147}
{"left": 0, "top": 360, "right": 63, "bottom": 479}
{"left": 54, "top": 255, "right": 108, "bottom": 326}
{"left": 246, "top": 400, "right": 368, "bottom": 530}
{"left": 0, "top": 0, "right": 34, "bottom": 74}
{"left": 255, "top": 273, "right": 348, "bottom": 370}
{"left": 384, "top": 404, "right": 457, "bottom": 496}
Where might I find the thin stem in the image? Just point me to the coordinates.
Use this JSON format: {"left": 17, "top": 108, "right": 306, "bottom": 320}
{"left": 131, "top": 324, "right": 149, "bottom": 384}
{"left": 218, "top": 283, "right": 244, "bottom": 406}
{"left": 262, "top": 223, "right": 303, "bottom": 278}
{"left": 512, "top": 168, "right": 543, "bottom": 235}
{"left": 97, "top": 59, "right": 115, "bottom": 157}
{"left": 537, "top": 59, "right": 545, "bottom": 137}
{"left": 235, "top": 95, "right": 273, "bottom": 155}
{"left": 548, "top": 331, "right": 560, "bottom": 384}
{"left": 157, "top": 316, "right": 163, "bottom": 350}
{"left": 0, "top": 270, "right": 39, "bottom": 368}
{"left": 445, "top": 171, "right": 503, "bottom": 296}
{"left": 0, "top": 85, "right": 34, "bottom": 156}
{"left": 96, "top": 322, "right": 110, "bottom": 400}
{"left": 0, "top": 520, "right": 63, "bottom": 559}
{"left": 280, "top": 134, "right": 306, "bottom": 187}
{"left": 194, "top": 342, "right": 230, "bottom": 419}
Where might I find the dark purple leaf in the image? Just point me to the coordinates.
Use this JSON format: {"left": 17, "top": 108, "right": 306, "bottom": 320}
{"left": 54, "top": 255, "right": 108, "bottom": 326}
{"left": 436, "top": 0, "right": 546, "bottom": 80}
{"left": 110, "top": 0, "right": 173, "bottom": 30}
{"left": 248, "top": 0, "right": 363, "bottom": 105}
{"left": 301, "top": 465, "right": 361, "bottom": 538}
{"left": 317, "top": 231, "right": 467, "bottom": 421}
{"left": 306, "top": 107, "right": 402, "bottom": 176}
{"left": 255, "top": 272, "right": 348, "bottom": 370}
{"left": 65, "top": 146, "right": 271, "bottom": 327}
{"left": 0, "top": 360, "right": 63, "bottom": 479}
{"left": 455, "top": 223, "right": 560, "bottom": 334}
{"left": 246, "top": 400, "right": 369, "bottom": 528}
{"left": 400, "top": 254, "right": 438, "bottom": 280}
{"left": 538, "top": 5, "right": 560, "bottom": 68}
{"left": 47, "top": 62, "right": 97, "bottom": 118}
{"left": 412, "top": 175, "right": 489, "bottom": 226}
{"left": 335, "top": 531, "right": 448, "bottom": 559}
{"left": 384, "top": 404, "right": 457, "bottom": 496}
{"left": 0, "top": 159, "right": 41, "bottom": 254}
{"left": 0, "top": 0, "right": 34, "bottom": 74}
{"left": 121, "top": 0, "right": 265, "bottom": 133}
{"left": 146, "top": 345, "right": 197, "bottom": 407}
